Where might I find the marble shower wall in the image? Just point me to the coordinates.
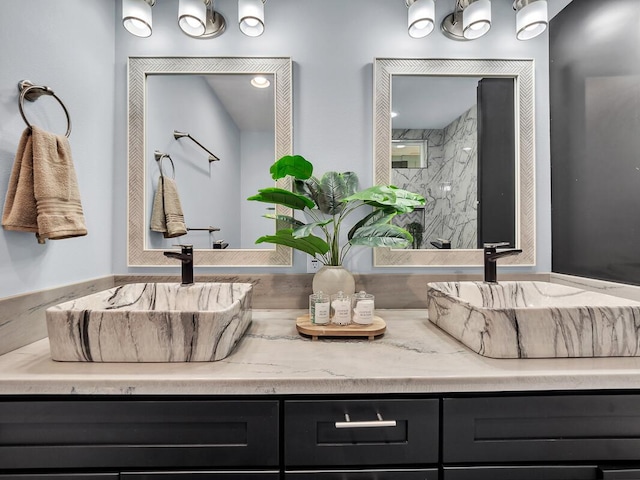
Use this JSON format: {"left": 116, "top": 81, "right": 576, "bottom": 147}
{"left": 392, "top": 105, "right": 478, "bottom": 249}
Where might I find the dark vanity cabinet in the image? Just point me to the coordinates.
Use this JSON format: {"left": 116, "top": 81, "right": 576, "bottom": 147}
{"left": 283, "top": 399, "right": 439, "bottom": 479}
{"left": 0, "top": 398, "right": 279, "bottom": 478}
{"left": 442, "top": 394, "right": 640, "bottom": 480}
{"left": 4, "top": 393, "right": 640, "bottom": 478}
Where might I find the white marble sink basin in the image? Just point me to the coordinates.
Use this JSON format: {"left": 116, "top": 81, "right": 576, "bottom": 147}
{"left": 46, "top": 282, "right": 252, "bottom": 362}
{"left": 427, "top": 281, "right": 640, "bottom": 358}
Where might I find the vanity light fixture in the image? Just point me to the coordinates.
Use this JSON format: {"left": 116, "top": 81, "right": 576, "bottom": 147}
{"left": 463, "top": 0, "right": 491, "bottom": 39}
{"left": 122, "top": 0, "right": 155, "bottom": 38}
{"left": 406, "top": 0, "right": 436, "bottom": 39}
{"left": 178, "top": 0, "right": 207, "bottom": 36}
{"left": 250, "top": 76, "right": 270, "bottom": 88}
{"left": 123, "top": 0, "right": 226, "bottom": 39}
{"left": 180, "top": 0, "right": 227, "bottom": 38}
{"left": 514, "top": 0, "right": 548, "bottom": 40}
{"left": 238, "top": 0, "right": 266, "bottom": 37}
{"left": 441, "top": 0, "right": 491, "bottom": 41}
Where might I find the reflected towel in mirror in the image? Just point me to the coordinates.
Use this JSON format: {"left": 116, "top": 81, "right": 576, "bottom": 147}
{"left": 2, "top": 126, "right": 87, "bottom": 243}
{"left": 150, "top": 176, "right": 187, "bottom": 238}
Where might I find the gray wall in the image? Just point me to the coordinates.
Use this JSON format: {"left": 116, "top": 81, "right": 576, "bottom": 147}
{"left": 0, "top": 0, "right": 555, "bottom": 300}
{"left": 0, "top": 0, "right": 115, "bottom": 299}
{"left": 550, "top": 0, "right": 640, "bottom": 284}
{"left": 114, "top": 0, "right": 552, "bottom": 276}
{"left": 146, "top": 75, "right": 242, "bottom": 249}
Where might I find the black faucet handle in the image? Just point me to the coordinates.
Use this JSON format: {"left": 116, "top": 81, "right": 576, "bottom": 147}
{"left": 484, "top": 242, "right": 511, "bottom": 250}
{"left": 172, "top": 244, "right": 193, "bottom": 254}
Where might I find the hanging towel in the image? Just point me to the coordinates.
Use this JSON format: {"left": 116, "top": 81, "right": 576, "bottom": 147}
{"left": 150, "top": 175, "right": 187, "bottom": 238}
{"left": 2, "top": 126, "right": 87, "bottom": 244}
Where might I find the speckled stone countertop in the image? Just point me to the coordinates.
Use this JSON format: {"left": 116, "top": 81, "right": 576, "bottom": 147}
{"left": 2, "top": 309, "right": 640, "bottom": 395}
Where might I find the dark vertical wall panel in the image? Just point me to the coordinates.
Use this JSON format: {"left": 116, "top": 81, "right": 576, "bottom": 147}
{"left": 551, "top": 0, "right": 640, "bottom": 283}
{"left": 477, "top": 78, "right": 516, "bottom": 248}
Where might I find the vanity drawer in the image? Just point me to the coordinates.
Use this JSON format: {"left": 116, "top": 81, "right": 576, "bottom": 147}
{"left": 285, "top": 469, "right": 439, "bottom": 480}
{"left": 0, "top": 399, "right": 279, "bottom": 470}
{"left": 443, "top": 395, "right": 640, "bottom": 463}
{"left": 284, "top": 399, "right": 439, "bottom": 467}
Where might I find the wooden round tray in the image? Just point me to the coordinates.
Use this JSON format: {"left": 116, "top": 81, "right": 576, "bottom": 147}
{"left": 296, "top": 314, "right": 386, "bottom": 341}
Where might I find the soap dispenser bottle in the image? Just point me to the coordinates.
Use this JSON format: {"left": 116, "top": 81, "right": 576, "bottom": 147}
{"left": 331, "top": 291, "right": 351, "bottom": 326}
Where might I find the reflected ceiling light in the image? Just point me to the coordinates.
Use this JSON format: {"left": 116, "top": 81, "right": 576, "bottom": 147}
{"left": 441, "top": 0, "right": 491, "bottom": 41}
{"left": 514, "top": 0, "right": 548, "bottom": 40}
{"left": 251, "top": 76, "right": 271, "bottom": 88}
{"left": 239, "top": 0, "right": 266, "bottom": 37}
{"left": 463, "top": 0, "right": 491, "bottom": 39}
{"left": 122, "top": 0, "right": 155, "bottom": 38}
{"left": 396, "top": 144, "right": 406, "bottom": 149}
{"left": 391, "top": 111, "right": 399, "bottom": 118}
{"left": 406, "top": 0, "right": 435, "bottom": 39}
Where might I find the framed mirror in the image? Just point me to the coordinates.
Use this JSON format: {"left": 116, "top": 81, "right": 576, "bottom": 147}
{"left": 127, "top": 57, "right": 293, "bottom": 267}
{"left": 373, "top": 58, "right": 535, "bottom": 267}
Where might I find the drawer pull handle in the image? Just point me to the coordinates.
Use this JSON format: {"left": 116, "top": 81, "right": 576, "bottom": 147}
{"left": 335, "top": 413, "right": 397, "bottom": 429}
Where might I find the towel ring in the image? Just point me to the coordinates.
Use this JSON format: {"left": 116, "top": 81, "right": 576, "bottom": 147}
{"left": 154, "top": 151, "right": 176, "bottom": 179}
{"left": 18, "top": 80, "right": 72, "bottom": 138}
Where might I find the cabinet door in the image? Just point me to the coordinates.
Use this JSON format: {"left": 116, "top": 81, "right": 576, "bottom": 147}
{"left": 286, "top": 469, "right": 438, "bottom": 480}
{"left": 443, "top": 395, "right": 640, "bottom": 463}
{"left": 443, "top": 466, "right": 598, "bottom": 480}
{"left": 0, "top": 476, "right": 118, "bottom": 480}
{"left": 600, "top": 469, "right": 640, "bottom": 479}
{"left": 285, "top": 399, "right": 439, "bottom": 468}
{"left": 121, "top": 472, "right": 279, "bottom": 480}
{"left": 0, "top": 399, "right": 279, "bottom": 470}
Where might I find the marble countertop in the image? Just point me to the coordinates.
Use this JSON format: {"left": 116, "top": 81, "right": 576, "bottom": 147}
{"left": 3, "top": 309, "right": 640, "bottom": 396}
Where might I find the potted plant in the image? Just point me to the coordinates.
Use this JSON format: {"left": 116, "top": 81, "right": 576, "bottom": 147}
{"left": 247, "top": 155, "right": 425, "bottom": 294}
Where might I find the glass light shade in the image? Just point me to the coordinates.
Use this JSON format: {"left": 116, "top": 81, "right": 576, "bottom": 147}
{"left": 179, "top": 0, "right": 206, "bottom": 37}
{"left": 463, "top": 0, "right": 491, "bottom": 40}
{"left": 239, "top": 0, "right": 265, "bottom": 37}
{"left": 122, "top": 0, "right": 152, "bottom": 37}
{"left": 408, "top": 0, "right": 435, "bottom": 39}
{"left": 516, "top": 0, "right": 548, "bottom": 40}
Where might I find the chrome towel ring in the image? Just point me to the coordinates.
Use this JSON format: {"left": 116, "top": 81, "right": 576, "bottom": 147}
{"left": 154, "top": 150, "right": 176, "bottom": 178}
{"left": 18, "top": 80, "right": 72, "bottom": 138}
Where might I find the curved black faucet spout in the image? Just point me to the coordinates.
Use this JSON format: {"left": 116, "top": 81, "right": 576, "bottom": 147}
{"left": 483, "top": 242, "right": 522, "bottom": 283}
{"left": 164, "top": 245, "right": 194, "bottom": 285}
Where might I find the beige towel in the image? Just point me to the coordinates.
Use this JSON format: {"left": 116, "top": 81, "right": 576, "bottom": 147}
{"left": 2, "top": 126, "right": 87, "bottom": 244}
{"left": 150, "top": 175, "right": 187, "bottom": 238}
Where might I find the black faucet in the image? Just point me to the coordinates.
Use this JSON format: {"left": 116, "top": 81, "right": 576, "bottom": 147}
{"left": 164, "top": 244, "right": 194, "bottom": 285}
{"left": 483, "top": 242, "right": 522, "bottom": 283}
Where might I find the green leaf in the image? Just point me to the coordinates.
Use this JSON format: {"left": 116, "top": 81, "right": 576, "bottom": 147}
{"left": 263, "top": 214, "right": 305, "bottom": 229}
{"left": 293, "top": 219, "right": 332, "bottom": 238}
{"left": 384, "top": 186, "right": 426, "bottom": 212}
{"left": 256, "top": 229, "right": 330, "bottom": 256}
{"left": 346, "top": 185, "right": 426, "bottom": 214}
{"left": 342, "top": 171, "right": 359, "bottom": 196}
{"left": 347, "top": 208, "right": 398, "bottom": 240}
{"left": 294, "top": 176, "right": 321, "bottom": 206}
{"left": 317, "top": 171, "right": 349, "bottom": 215}
{"left": 269, "top": 155, "right": 313, "bottom": 181}
{"left": 343, "top": 185, "right": 397, "bottom": 205}
{"left": 349, "top": 224, "right": 413, "bottom": 248}
{"left": 248, "top": 188, "right": 315, "bottom": 210}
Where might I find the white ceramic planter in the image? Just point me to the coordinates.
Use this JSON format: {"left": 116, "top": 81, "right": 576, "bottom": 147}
{"left": 312, "top": 266, "right": 355, "bottom": 297}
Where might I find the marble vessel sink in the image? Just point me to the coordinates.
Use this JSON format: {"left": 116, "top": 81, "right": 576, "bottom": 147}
{"left": 427, "top": 281, "right": 640, "bottom": 358}
{"left": 46, "top": 282, "right": 253, "bottom": 362}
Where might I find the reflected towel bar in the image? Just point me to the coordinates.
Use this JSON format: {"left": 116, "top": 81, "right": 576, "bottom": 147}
{"left": 173, "top": 130, "right": 220, "bottom": 163}
{"left": 187, "top": 227, "right": 221, "bottom": 232}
